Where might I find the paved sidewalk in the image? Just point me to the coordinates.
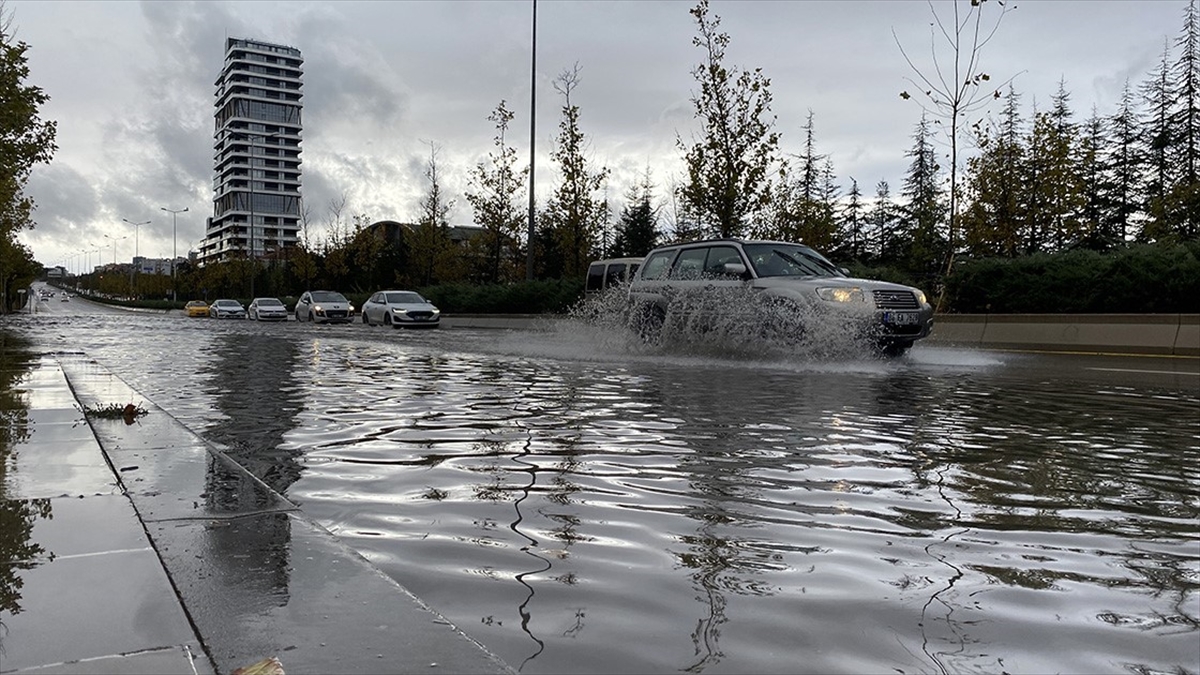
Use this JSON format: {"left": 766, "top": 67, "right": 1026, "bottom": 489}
{"left": 0, "top": 353, "right": 209, "bottom": 674}
{"left": 0, "top": 346, "right": 511, "bottom": 675}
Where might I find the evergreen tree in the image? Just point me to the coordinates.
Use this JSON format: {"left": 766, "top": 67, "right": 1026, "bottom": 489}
{"left": 962, "top": 86, "right": 1026, "bottom": 257}
{"left": 1044, "top": 81, "right": 1085, "bottom": 251}
{"left": 836, "top": 178, "right": 866, "bottom": 260}
{"left": 768, "top": 111, "right": 836, "bottom": 247}
{"left": 1076, "top": 107, "right": 1108, "bottom": 249}
{"left": 1141, "top": 41, "right": 1175, "bottom": 240}
{"left": 613, "top": 168, "right": 660, "bottom": 258}
{"left": 869, "top": 180, "right": 899, "bottom": 260}
{"left": 899, "top": 114, "right": 946, "bottom": 277}
{"left": 1169, "top": 0, "right": 1200, "bottom": 238}
{"left": 814, "top": 157, "right": 840, "bottom": 251}
{"left": 542, "top": 64, "right": 608, "bottom": 278}
{"left": 1103, "top": 81, "right": 1144, "bottom": 244}
{"left": 1019, "top": 85, "right": 1085, "bottom": 253}
{"left": 465, "top": 100, "right": 527, "bottom": 283}
{"left": 678, "top": 0, "right": 780, "bottom": 238}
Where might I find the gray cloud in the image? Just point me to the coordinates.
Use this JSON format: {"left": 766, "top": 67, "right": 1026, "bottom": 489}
{"left": 14, "top": 0, "right": 1187, "bottom": 267}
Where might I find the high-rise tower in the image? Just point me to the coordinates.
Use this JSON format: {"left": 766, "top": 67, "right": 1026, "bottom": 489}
{"left": 200, "top": 38, "right": 303, "bottom": 265}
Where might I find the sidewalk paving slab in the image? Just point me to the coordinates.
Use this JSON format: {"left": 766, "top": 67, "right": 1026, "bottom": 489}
{"left": 54, "top": 354, "right": 513, "bottom": 675}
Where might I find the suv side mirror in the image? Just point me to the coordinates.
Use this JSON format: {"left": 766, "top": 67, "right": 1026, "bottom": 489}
{"left": 724, "top": 262, "right": 748, "bottom": 278}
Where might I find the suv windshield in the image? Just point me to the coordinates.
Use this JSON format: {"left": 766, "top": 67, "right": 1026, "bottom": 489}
{"left": 742, "top": 243, "right": 844, "bottom": 278}
{"left": 311, "top": 291, "right": 347, "bottom": 303}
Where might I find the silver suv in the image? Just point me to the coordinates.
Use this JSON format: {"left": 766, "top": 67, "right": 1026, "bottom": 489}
{"left": 626, "top": 239, "right": 934, "bottom": 356}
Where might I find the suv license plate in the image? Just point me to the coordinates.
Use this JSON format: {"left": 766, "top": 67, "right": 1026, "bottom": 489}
{"left": 884, "top": 311, "right": 919, "bottom": 326}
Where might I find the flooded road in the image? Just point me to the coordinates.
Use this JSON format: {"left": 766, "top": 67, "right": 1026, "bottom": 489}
{"left": 5, "top": 290, "right": 1200, "bottom": 674}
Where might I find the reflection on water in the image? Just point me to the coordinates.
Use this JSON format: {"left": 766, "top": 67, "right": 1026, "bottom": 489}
{"left": 0, "top": 330, "right": 54, "bottom": 622}
{"left": 0, "top": 498, "right": 52, "bottom": 617}
{"left": 204, "top": 332, "right": 305, "bottom": 495}
{"left": 6, "top": 314, "right": 1199, "bottom": 674}
{"left": 200, "top": 332, "right": 305, "bottom": 609}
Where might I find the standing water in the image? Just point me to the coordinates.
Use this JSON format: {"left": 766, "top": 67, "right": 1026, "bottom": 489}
{"left": 7, "top": 302, "right": 1199, "bottom": 674}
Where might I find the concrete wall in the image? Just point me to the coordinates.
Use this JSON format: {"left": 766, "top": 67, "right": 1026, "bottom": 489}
{"left": 444, "top": 313, "right": 1200, "bottom": 357}
{"left": 926, "top": 314, "right": 1200, "bottom": 356}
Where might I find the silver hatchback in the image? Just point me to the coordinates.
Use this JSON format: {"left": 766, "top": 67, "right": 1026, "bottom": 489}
{"left": 626, "top": 239, "right": 934, "bottom": 356}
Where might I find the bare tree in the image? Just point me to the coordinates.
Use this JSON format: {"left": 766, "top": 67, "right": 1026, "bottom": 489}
{"left": 895, "top": 0, "right": 1017, "bottom": 302}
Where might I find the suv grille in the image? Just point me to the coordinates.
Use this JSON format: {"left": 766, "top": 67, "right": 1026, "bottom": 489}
{"left": 873, "top": 290, "right": 918, "bottom": 309}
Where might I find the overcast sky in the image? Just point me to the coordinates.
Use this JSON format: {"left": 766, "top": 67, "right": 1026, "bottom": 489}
{"left": 9, "top": 0, "right": 1185, "bottom": 270}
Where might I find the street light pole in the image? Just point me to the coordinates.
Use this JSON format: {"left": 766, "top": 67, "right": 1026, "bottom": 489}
{"left": 161, "top": 207, "right": 188, "bottom": 303}
{"left": 122, "top": 218, "right": 150, "bottom": 298}
{"left": 103, "top": 234, "right": 128, "bottom": 295}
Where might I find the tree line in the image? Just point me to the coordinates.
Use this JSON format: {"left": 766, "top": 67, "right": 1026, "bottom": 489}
{"left": 275, "top": 0, "right": 1199, "bottom": 303}
{"left": 13, "top": 1, "right": 1200, "bottom": 311}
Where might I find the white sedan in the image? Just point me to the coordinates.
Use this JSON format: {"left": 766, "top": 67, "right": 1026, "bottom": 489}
{"left": 361, "top": 290, "right": 440, "bottom": 329}
{"left": 248, "top": 297, "right": 288, "bottom": 321}
{"left": 208, "top": 299, "right": 247, "bottom": 319}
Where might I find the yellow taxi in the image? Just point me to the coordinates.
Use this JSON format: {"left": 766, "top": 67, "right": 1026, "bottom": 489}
{"left": 184, "top": 300, "right": 209, "bottom": 318}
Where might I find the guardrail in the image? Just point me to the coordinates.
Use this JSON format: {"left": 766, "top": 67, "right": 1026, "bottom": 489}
{"left": 925, "top": 313, "right": 1199, "bottom": 357}
{"left": 444, "top": 313, "right": 1200, "bottom": 357}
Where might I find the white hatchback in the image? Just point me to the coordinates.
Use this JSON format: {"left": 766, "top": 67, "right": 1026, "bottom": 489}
{"left": 361, "top": 290, "right": 440, "bottom": 328}
{"left": 248, "top": 297, "right": 288, "bottom": 321}
{"left": 294, "top": 290, "right": 353, "bottom": 324}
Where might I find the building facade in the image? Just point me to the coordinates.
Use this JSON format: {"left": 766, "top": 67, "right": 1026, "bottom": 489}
{"left": 199, "top": 38, "right": 303, "bottom": 265}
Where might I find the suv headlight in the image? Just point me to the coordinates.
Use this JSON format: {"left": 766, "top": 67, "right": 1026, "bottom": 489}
{"left": 816, "top": 287, "right": 866, "bottom": 303}
{"left": 915, "top": 290, "right": 928, "bottom": 305}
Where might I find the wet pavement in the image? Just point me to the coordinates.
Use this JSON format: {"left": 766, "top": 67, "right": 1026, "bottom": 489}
{"left": 0, "top": 331, "right": 511, "bottom": 674}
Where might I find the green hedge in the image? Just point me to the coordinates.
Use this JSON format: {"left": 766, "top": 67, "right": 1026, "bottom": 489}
{"left": 416, "top": 279, "right": 585, "bottom": 314}
{"left": 942, "top": 242, "right": 1200, "bottom": 313}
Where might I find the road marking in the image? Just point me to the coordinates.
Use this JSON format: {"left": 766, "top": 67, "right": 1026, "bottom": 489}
{"left": 1087, "top": 367, "right": 1200, "bottom": 376}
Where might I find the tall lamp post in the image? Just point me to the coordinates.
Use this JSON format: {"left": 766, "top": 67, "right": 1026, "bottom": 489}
{"left": 122, "top": 218, "right": 150, "bottom": 298}
{"left": 103, "top": 234, "right": 128, "bottom": 295}
{"left": 161, "top": 207, "right": 188, "bottom": 303}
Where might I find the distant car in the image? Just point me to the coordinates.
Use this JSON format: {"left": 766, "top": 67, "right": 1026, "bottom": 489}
{"left": 248, "top": 297, "right": 288, "bottom": 321}
{"left": 294, "top": 290, "right": 353, "bottom": 324}
{"left": 361, "top": 290, "right": 441, "bottom": 328}
{"left": 185, "top": 300, "right": 209, "bottom": 318}
{"left": 60, "top": 294, "right": 70, "bottom": 302}
{"left": 208, "top": 299, "right": 247, "bottom": 319}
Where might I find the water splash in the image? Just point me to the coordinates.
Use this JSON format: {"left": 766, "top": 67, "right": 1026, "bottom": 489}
{"left": 564, "top": 285, "right": 885, "bottom": 363}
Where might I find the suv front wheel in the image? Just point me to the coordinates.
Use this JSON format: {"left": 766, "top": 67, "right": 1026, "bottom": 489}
{"left": 629, "top": 302, "right": 665, "bottom": 344}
